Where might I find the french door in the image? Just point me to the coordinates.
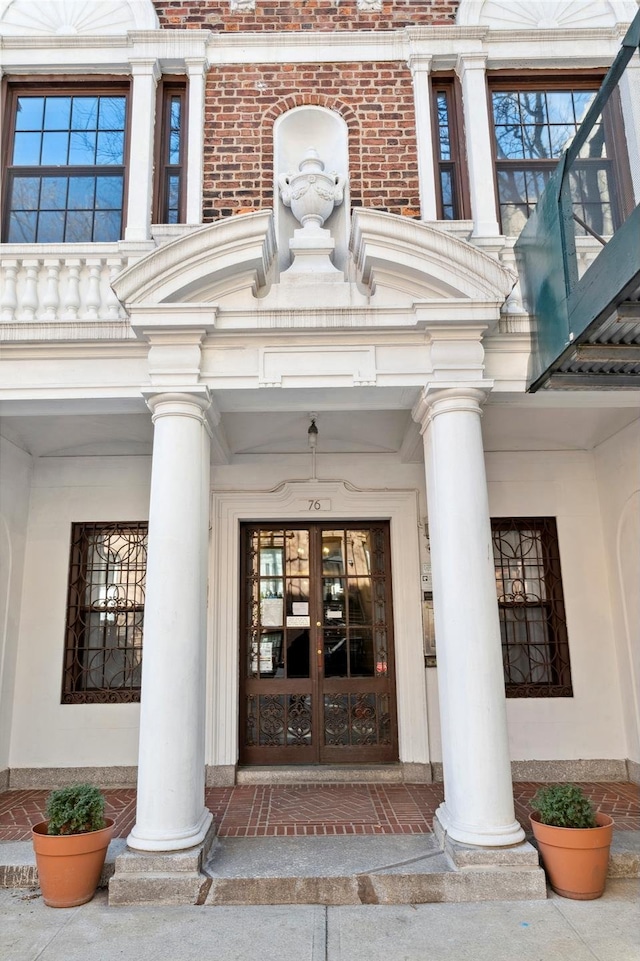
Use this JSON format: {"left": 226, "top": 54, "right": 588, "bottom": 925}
{"left": 239, "top": 522, "right": 398, "bottom": 764}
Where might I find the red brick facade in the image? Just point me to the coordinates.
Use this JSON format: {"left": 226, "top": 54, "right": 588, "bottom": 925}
{"left": 153, "top": 1, "right": 460, "bottom": 32}
{"left": 152, "top": 2, "right": 457, "bottom": 221}
{"left": 203, "top": 64, "right": 421, "bottom": 221}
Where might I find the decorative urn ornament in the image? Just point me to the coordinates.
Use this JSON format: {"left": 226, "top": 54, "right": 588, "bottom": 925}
{"left": 278, "top": 148, "right": 345, "bottom": 230}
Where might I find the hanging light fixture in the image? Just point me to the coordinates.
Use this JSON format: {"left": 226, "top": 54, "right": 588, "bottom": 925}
{"left": 307, "top": 414, "right": 318, "bottom": 449}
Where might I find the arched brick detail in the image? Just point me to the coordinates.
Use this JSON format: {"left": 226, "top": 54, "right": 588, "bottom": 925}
{"left": 203, "top": 63, "right": 420, "bottom": 222}
{"left": 261, "top": 96, "right": 362, "bottom": 210}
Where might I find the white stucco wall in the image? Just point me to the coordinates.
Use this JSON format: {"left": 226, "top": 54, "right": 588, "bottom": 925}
{"left": 593, "top": 418, "right": 640, "bottom": 764}
{"left": 487, "top": 448, "right": 628, "bottom": 762}
{"left": 7, "top": 443, "right": 630, "bottom": 771}
{"left": 9, "top": 455, "right": 151, "bottom": 769}
{"left": 0, "top": 437, "right": 33, "bottom": 774}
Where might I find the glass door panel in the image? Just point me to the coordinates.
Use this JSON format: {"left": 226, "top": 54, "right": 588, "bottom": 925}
{"left": 240, "top": 522, "right": 397, "bottom": 764}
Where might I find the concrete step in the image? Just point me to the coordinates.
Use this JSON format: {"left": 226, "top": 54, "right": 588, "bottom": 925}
{"left": 201, "top": 834, "right": 548, "bottom": 905}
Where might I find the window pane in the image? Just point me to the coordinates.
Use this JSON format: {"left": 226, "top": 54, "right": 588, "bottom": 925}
{"left": 98, "top": 96, "right": 126, "bottom": 130}
{"left": 167, "top": 174, "right": 180, "bottom": 209}
{"left": 170, "top": 96, "right": 182, "bottom": 130}
{"left": 492, "top": 92, "right": 520, "bottom": 126}
{"left": 519, "top": 91, "right": 547, "bottom": 125}
{"left": 96, "top": 130, "right": 124, "bottom": 165}
{"left": 37, "top": 210, "right": 65, "bottom": 243}
{"left": 497, "top": 168, "right": 526, "bottom": 204}
{"left": 500, "top": 204, "right": 528, "bottom": 236}
{"left": 580, "top": 123, "right": 606, "bottom": 159}
{"left": 93, "top": 210, "right": 122, "bottom": 242}
{"left": 68, "top": 176, "right": 96, "bottom": 209}
{"left": 96, "top": 175, "right": 124, "bottom": 209}
{"left": 69, "top": 130, "right": 97, "bottom": 164}
{"left": 71, "top": 97, "right": 98, "bottom": 130}
{"left": 572, "top": 90, "right": 596, "bottom": 124}
{"left": 40, "top": 176, "right": 67, "bottom": 210}
{"left": 544, "top": 91, "right": 574, "bottom": 125}
{"left": 169, "top": 130, "right": 181, "bottom": 164}
{"left": 10, "top": 176, "right": 41, "bottom": 210}
{"left": 65, "top": 209, "right": 93, "bottom": 242}
{"left": 494, "top": 125, "right": 524, "bottom": 159}
{"left": 522, "top": 125, "right": 551, "bottom": 160}
{"left": 41, "top": 131, "right": 69, "bottom": 164}
{"left": 548, "top": 124, "right": 575, "bottom": 158}
{"left": 44, "top": 96, "right": 71, "bottom": 129}
{"left": 436, "top": 92, "right": 451, "bottom": 161}
{"left": 8, "top": 211, "right": 37, "bottom": 242}
{"left": 15, "top": 97, "right": 44, "bottom": 130}
{"left": 13, "top": 132, "right": 41, "bottom": 165}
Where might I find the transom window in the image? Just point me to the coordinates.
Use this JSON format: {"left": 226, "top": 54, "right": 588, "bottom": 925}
{"left": 4, "top": 88, "right": 128, "bottom": 243}
{"left": 62, "top": 522, "right": 147, "bottom": 704}
{"left": 490, "top": 81, "right": 625, "bottom": 238}
{"left": 492, "top": 517, "right": 572, "bottom": 698}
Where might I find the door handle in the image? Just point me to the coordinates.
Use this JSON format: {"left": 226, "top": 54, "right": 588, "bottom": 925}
{"left": 316, "top": 621, "right": 322, "bottom": 627}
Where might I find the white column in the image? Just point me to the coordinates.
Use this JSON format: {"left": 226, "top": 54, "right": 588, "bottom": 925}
{"left": 185, "top": 58, "right": 207, "bottom": 225}
{"left": 455, "top": 54, "right": 501, "bottom": 238}
{"left": 414, "top": 387, "right": 524, "bottom": 847}
{"left": 409, "top": 54, "right": 438, "bottom": 221}
{"left": 125, "top": 58, "right": 160, "bottom": 242}
{"left": 128, "top": 389, "right": 213, "bottom": 852}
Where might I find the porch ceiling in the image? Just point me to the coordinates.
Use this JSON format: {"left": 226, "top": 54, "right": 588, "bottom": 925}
{"left": 0, "top": 397, "right": 637, "bottom": 459}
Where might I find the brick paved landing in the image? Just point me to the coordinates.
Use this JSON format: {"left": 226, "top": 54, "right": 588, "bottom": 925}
{"left": 1, "top": 781, "right": 638, "bottom": 842}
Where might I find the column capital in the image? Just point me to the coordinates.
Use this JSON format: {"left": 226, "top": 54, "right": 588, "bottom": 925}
{"left": 129, "top": 57, "right": 162, "bottom": 82}
{"left": 408, "top": 52, "right": 433, "bottom": 77}
{"left": 412, "top": 384, "right": 492, "bottom": 433}
{"left": 142, "top": 387, "right": 211, "bottom": 423}
{"left": 184, "top": 56, "right": 209, "bottom": 77}
{"left": 455, "top": 52, "right": 488, "bottom": 78}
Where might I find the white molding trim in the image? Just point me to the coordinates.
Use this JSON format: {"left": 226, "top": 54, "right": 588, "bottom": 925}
{"left": 0, "top": 0, "right": 159, "bottom": 36}
{"left": 208, "top": 480, "right": 430, "bottom": 770}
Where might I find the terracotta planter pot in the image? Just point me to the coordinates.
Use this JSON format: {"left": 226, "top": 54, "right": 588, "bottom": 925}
{"left": 530, "top": 811, "right": 614, "bottom": 900}
{"left": 32, "top": 819, "right": 114, "bottom": 908}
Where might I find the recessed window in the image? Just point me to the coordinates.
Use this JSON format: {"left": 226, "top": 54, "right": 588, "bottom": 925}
{"left": 62, "top": 522, "right": 147, "bottom": 704}
{"left": 155, "top": 81, "right": 186, "bottom": 224}
{"left": 492, "top": 517, "right": 572, "bottom": 698}
{"left": 431, "top": 78, "right": 468, "bottom": 220}
{"left": 490, "top": 80, "right": 629, "bottom": 237}
{"left": 4, "top": 86, "right": 128, "bottom": 243}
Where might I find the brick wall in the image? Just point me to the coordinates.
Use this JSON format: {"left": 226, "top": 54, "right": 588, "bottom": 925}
{"left": 203, "top": 64, "right": 421, "bottom": 221}
{"left": 153, "top": 1, "right": 460, "bottom": 31}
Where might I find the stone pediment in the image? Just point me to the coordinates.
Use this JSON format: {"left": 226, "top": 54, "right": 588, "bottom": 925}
{"left": 114, "top": 209, "right": 515, "bottom": 318}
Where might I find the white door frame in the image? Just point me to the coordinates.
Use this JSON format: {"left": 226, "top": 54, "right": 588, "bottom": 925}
{"left": 207, "top": 480, "right": 430, "bottom": 772}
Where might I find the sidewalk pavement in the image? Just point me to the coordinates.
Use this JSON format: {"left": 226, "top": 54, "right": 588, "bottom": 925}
{"left": 2, "top": 879, "right": 638, "bottom": 961}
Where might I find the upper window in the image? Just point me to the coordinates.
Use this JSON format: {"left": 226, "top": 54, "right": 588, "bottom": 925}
{"left": 431, "top": 78, "right": 469, "bottom": 220}
{"left": 490, "top": 80, "right": 628, "bottom": 238}
{"left": 492, "top": 517, "right": 572, "bottom": 698}
{"left": 62, "top": 522, "right": 147, "bottom": 704}
{"left": 3, "top": 85, "right": 128, "bottom": 243}
{"left": 154, "top": 81, "right": 187, "bottom": 224}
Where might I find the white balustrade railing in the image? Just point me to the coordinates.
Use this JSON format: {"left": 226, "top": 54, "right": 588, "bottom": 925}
{"left": 0, "top": 245, "right": 153, "bottom": 325}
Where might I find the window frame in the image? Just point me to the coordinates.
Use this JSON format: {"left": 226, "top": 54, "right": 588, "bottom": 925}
{"left": 61, "top": 521, "right": 148, "bottom": 705}
{"left": 1, "top": 78, "right": 131, "bottom": 244}
{"left": 487, "top": 72, "right": 633, "bottom": 238}
{"left": 491, "top": 516, "right": 572, "bottom": 699}
{"left": 153, "top": 78, "right": 188, "bottom": 225}
{"left": 430, "top": 75, "right": 470, "bottom": 221}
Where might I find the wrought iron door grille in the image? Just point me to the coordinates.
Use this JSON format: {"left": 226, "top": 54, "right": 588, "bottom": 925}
{"left": 491, "top": 517, "right": 572, "bottom": 697}
{"left": 62, "top": 521, "right": 147, "bottom": 703}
